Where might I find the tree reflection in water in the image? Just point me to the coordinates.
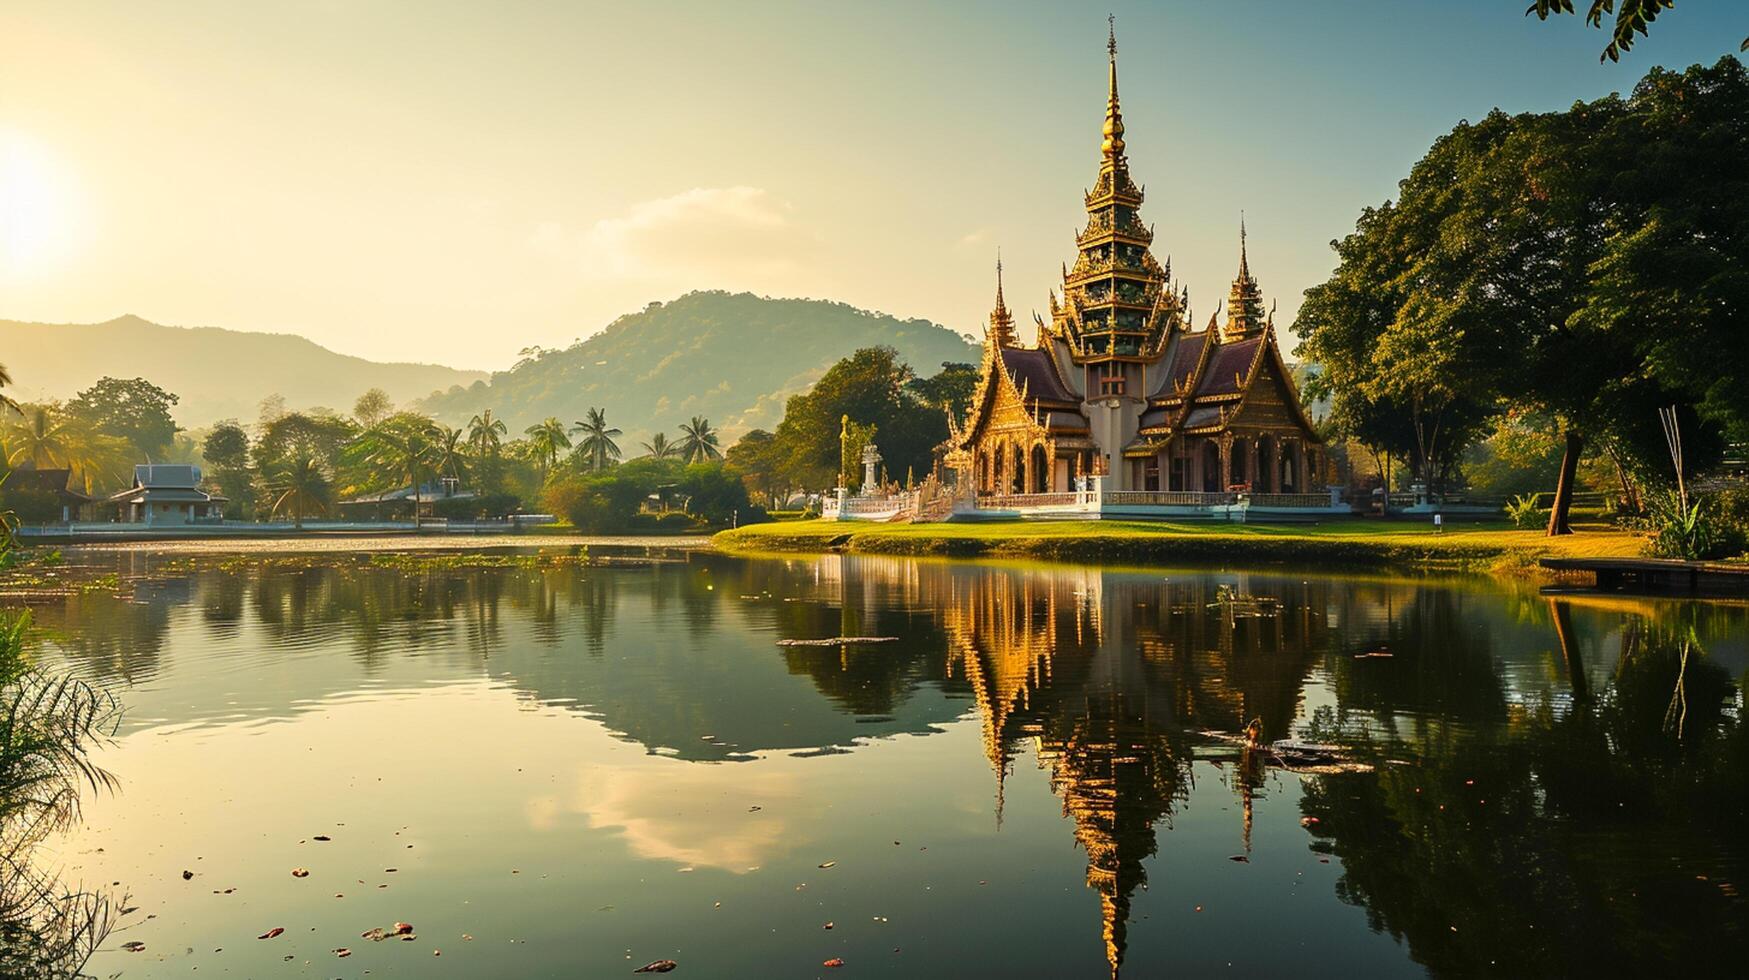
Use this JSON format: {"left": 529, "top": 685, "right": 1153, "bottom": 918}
{"left": 21, "top": 551, "right": 1749, "bottom": 976}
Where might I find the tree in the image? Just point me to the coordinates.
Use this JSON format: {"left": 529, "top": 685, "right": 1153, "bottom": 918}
{"left": 353, "top": 388, "right": 394, "bottom": 427}
{"left": 348, "top": 413, "right": 442, "bottom": 528}
{"left": 262, "top": 454, "right": 331, "bottom": 529}
{"left": 431, "top": 425, "right": 470, "bottom": 488}
{"left": 523, "top": 417, "right": 571, "bottom": 485}
{"left": 0, "top": 363, "right": 17, "bottom": 416}
{"left": 905, "top": 362, "right": 980, "bottom": 426}
{"left": 65, "top": 377, "right": 180, "bottom": 459}
{"left": 677, "top": 416, "right": 722, "bottom": 464}
{"left": 467, "top": 410, "right": 508, "bottom": 491}
{"left": 1296, "top": 57, "right": 1749, "bottom": 534}
{"left": 1527, "top": 1, "right": 1747, "bottom": 63}
{"left": 570, "top": 408, "right": 622, "bottom": 473}
{"left": 202, "top": 420, "right": 255, "bottom": 518}
{"left": 253, "top": 411, "right": 357, "bottom": 476}
{"left": 679, "top": 462, "right": 750, "bottom": 524}
{"left": 2, "top": 404, "right": 130, "bottom": 494}
{"left": 640, "top": 432, "right": 678, "bottom": 459}
{"left": 725, "top": 428, "right": 784, "bottom": 506}
{"left": 769, "top": 346, "right": 948, "bottom": 490}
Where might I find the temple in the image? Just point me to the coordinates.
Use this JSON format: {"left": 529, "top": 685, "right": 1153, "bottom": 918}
{"left": 946, "top": 22, "right": 1328, "bottom": 508}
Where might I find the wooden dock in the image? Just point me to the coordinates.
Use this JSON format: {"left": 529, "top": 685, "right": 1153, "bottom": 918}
{"left": 1540, "top": 557, "right": 1749, "bottom": 596}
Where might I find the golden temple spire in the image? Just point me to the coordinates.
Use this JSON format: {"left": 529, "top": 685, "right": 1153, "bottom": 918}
{"left": 987, "top": 251, "right": 1017, "bottom": 348}
{"left": 1222, "top": 215, "right": 1267, "bottom": 341}
{"left": 1101, "top": 14, "right": 1126, "bottom": 163}
{"left": 1238, "top": 212, "right": 1250, "bottom": 282}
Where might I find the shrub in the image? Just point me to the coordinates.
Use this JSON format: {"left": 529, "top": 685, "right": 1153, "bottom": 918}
{"left": 1505, "top": 493, "right": 1547, "bottom": 530}
{"left": 679, "top": 463, "right": 751, "bottom": 524}
{"left": 432, "top": 491, "right": 521, "bottom": 520}
{"left": 1644, "top": 490, "right": 1732, "bottom": 561}
{"left": 0, "top": 487, "right": 65, "bottom": 524}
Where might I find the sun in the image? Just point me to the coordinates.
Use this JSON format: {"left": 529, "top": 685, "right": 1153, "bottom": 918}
{"left": 0, "top": 130, "right": 82, "bottom": 280}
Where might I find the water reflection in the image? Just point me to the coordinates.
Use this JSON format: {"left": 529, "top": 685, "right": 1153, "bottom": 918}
{"left": 26, "top": 551, "right": 1749, "bottom": 976}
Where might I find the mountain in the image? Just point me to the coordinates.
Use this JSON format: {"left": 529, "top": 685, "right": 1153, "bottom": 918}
{"left": 419, "top": 291, "right": 979, "bottom": 441}
{"left": 0, "top": 315, "right": 486, "bottom": 426}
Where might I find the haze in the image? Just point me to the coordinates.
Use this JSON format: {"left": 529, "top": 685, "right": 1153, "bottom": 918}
{"left": 0, "top": 0, "right": 1737, "bottom": 369}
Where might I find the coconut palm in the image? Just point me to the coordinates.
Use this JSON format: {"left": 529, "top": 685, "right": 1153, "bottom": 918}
{"left": 641, "top": 432, "right": 678, "bottom": 460}
{"left": 678, "top": 416, "right": 722, "bottom": 464}
{"left": 467, "top": 410, "right": 506, "bottom": 458}
{"left": 3, "top": 405, "right": 130, "bottom": 493}
{"left": 431, "top": 425, "right": 470, "bottom": 488}
{"left": 348, "top": 415, "right": 442, "bottom": 528}
{"left": 523, "top": 417, "right": 570, "bottom": 485}
{"left": 0, "top": 363, "right": 18, "bottom": 416}
{"left": 263, "top": 454, "right": 331, "bottom": 529}
{"left": 570, "top": 408, "right": 622, "bottom": 473}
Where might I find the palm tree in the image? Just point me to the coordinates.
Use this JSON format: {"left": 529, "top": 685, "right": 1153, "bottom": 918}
{"left": 3, "top": 405, "right": 129, "bottom": 493}
{"left": 467, "top": 410, "right": 506, "bottom": 458}
{"left": 641, "top": 432, "right": 678, "bottom": 460}
{"left": 678, "top": 416, "right": 722, "bottom": 464}
{"left": 348, "top": 415, "right": 441, "bottom": 528}
{"left": 431, "top": 425, "right": 470, "bottom": 491}
{"left": 570, "top": 408, "right": 622, "bottom": 473}
{"left": 523, "top": 417, "right": 570, "bottom": 485}
{"left": 263, "top": 454, "right": 331, "bottom": 529}
{"left": 0, "top": 363, "right": 18, "bottom": 416}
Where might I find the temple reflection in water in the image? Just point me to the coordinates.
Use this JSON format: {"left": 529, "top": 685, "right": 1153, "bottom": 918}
{"left": 30, "top": 550, "right": 1749, "bottom": 978}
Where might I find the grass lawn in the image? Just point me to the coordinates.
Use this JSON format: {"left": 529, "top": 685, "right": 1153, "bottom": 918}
{"left": 714, "top": 516, "right": 1646, "bottom": 574}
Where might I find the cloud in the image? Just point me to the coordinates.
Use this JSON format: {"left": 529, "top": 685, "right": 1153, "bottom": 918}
{"left": 542, "top": 186, "right": 818, "bottom": 289}
{"left": 956, "top": 228, "right": 991, "bottom": 249}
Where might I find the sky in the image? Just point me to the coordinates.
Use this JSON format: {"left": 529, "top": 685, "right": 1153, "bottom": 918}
{"left": 1, "top": 1, "right": 1742, "bottom": 370}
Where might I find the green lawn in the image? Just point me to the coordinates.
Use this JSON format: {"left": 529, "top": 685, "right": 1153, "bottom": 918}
{"left": 714, "top": 517, "right": 1646, "bottom": 573}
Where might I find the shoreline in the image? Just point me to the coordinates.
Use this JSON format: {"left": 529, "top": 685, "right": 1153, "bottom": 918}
{"left": 713, "top": 518, "right": 1649, "bottom": 577}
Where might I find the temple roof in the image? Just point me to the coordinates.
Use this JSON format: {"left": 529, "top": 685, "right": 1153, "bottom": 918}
{"left": 1000, "top": 347, "right": 1081, "bottom": 405}
{"left": 1150, "top": 331, "right": 1211, "bottom": 399}
{"left": 1192, "top": 337, "right": 1264, "bottom": 398}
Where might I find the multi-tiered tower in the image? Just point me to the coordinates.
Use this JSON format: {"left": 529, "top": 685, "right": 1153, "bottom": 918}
{"left": 1047, "top": 19, "right": 1189, "bottom": 392}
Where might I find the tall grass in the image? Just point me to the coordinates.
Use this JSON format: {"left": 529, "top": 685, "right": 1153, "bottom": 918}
{"left": 0, "top": 529, "right": 122, "bottom": 976}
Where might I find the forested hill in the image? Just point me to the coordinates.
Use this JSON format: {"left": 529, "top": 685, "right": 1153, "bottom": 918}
{"left": 419, "top": 291, "right": 979, "bottom": 440}
{"left": 0, "top": 314, "right": 485, "bottom": 425}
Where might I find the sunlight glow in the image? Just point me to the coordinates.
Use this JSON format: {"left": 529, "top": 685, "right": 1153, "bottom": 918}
{"left": 0, "top": 130, "right": 83, "bottom": 281}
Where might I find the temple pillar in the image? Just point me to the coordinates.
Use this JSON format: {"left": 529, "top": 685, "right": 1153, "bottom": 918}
{"left": 1218, "top": 432, "right": 1234, "bottom": 491}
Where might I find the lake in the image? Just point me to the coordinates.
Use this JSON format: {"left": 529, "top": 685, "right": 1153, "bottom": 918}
{"left": 22, "top": 547, "right": 1749, "bottom": 977}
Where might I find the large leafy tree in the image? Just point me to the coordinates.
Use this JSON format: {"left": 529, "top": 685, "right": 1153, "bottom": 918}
{"left": 1297, "top": 56, "right": 1749, "bottom": 534}
{"left": 254, "top": 411, "right": 358, "bottom": 475}
{"left": 353, "top": 388, "right": 394, "bottom": 427}
{"left": 904, "top": 361, "right": 979, "bottom": 426}
{"left": 201, "top": 420, "right": 255, "bottom": 517}
{"left": 725, "top": 429, "right": 784, "bottom": 506}
{"left": 65, "top": 377, "right": 181, "bottom": 460}
{"left": 771, "top": 346, "right": 947, "bottom": 490}
{"left": 677, "top": 416, "right": 722, "bottom": 464}
{"left": 570, "top": 408, "right": 622, "bottom": 473}
{"left": 1527, "top": 1, "right": 1747, "bottom": 63}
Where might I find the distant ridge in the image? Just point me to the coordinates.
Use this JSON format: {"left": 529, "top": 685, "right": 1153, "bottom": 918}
{"left": 0, "top": 314, "right": 486, "bottom": 426}
{"left": 418, "top": 291, "right": 980, "bottom": 440}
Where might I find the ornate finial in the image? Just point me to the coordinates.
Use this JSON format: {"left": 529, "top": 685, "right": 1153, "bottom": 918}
{"left": 987, "top": 251, "right": 1016, "bottom": 348}
{"left": 1101, "top": 15, "right": 1125, "bottom": 161}
{"left": 1239, "top": 212, "right": 1250, "bottom": 280}
{"left": 995, "top": 249, "right": 1006, "bottom": 314}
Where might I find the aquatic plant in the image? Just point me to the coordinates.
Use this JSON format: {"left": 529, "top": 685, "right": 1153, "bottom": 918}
{"left": 0, "top": 529, "right": 123, "bottom": 976}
